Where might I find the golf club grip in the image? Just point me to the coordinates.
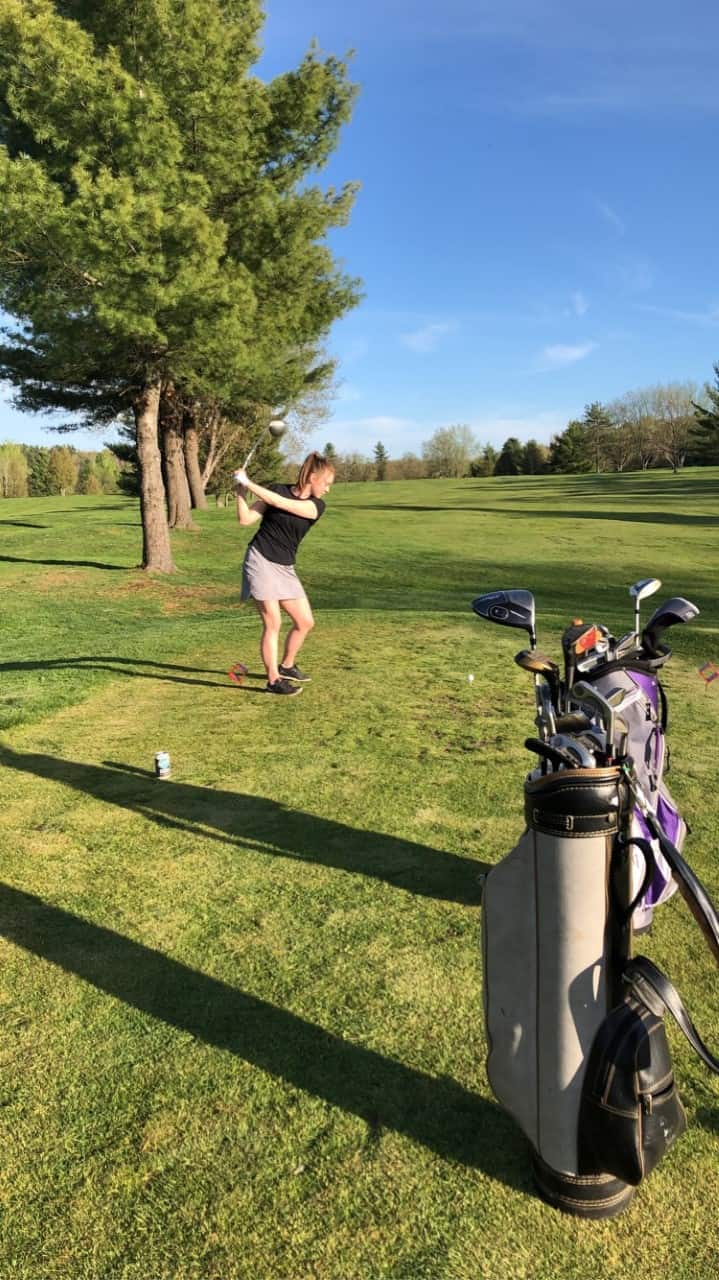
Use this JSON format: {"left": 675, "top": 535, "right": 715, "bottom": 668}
{"left": 524, "top": 737, "right": 576, "bottom": 769}
{"left": 648, "top": 815, "right": 719, "bottom": 968}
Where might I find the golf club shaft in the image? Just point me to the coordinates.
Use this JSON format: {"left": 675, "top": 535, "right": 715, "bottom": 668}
{"left": 242, "top": 429, "right": 267, "bottom": 470}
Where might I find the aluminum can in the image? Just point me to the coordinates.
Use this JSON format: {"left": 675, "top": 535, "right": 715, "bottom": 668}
{"left": 154, "top": 751, "right": 171, "bottom": 780}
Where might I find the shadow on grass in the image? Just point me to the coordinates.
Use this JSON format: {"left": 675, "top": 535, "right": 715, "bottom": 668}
{"left": 0, "top": 654, "right": 275, "bottom": 694}
{"left": 0, "top": 882, "right": 525, "bottom": 1183}
{"left": 0, "top": 519, "right": 50, "bottom": 528}
{"left": 0, "top": 745, "right": 486, "bottom": 905}
{"left": 340, "top": 505, "right": 719, "bottom": 526}
{"left": 0, "top": 554, "right": 127, "bottom": 571}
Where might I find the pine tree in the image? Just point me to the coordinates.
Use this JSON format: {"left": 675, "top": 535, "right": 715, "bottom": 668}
{"left": 691, "top": 363, "right": 719, "bottom": 464}
{"left": 373, "top": 441, "right": 388, "bottom": 480}
{"left": 23, "top": 445, "right": 53, "bottom": 496}
{"left": 548, "top": 422, "right": 592, "bottom": 473}
{"left": 0, "top": 1, "right": 360, "bottom": 570}
{"left": 494, "top": 437, "right": 524, "bottom": 475}
{"left": 582, "top": 402, "right": 614, "bottom": 472}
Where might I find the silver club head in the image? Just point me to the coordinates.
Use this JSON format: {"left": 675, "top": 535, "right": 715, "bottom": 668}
{"left": 629, "top": 578, "right": 661, "bottom": 639}
{"left": 570, "top": 681, "right": 616, "bottom": 758}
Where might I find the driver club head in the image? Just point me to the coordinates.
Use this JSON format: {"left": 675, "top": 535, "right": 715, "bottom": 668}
{"left": 472, "top": 589, "right": 536, "bottom": 647}
{"left": 641, "top": 596, "right": 700, "bottom": 657}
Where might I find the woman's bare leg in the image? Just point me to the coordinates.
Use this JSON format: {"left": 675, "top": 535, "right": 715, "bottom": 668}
{"left": 255, "top": 599, "right": 282, "bottom": 683}
{"left": 279, "top": 596, "right": 315, "bottom": 668}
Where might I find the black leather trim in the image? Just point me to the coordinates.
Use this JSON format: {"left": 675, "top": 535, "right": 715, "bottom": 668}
{"left": 525, "top": 768, "right": 628, "bottom": 836}
{"left": 531, "top": 1150, "right": 634, "bottom": 1219}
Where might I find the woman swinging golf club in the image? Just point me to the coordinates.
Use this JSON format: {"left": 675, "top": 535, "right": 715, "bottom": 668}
{"left": 234, "top": 451, "right": 335, "bottom": 696}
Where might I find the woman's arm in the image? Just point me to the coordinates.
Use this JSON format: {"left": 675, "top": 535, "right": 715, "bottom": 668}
{"left": 235, "top": 489, "right": 266, "bottom": 526}
{"left": 233, "top": 469, "right": 319, "bottom": 520}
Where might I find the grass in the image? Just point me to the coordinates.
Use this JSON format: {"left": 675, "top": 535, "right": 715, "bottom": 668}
{"left": 0, "top": 469, "right": 718, "bottom": 1279}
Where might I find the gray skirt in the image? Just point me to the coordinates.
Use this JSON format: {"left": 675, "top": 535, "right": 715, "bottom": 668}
{"left": 241, "top": 544, "right": 307, "bottom": 602}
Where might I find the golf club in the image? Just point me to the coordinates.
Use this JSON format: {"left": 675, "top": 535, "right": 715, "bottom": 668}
{"left": 514, "top": 648, "right": 563, "bottom": 711}
{"left": 537, "top": 681, "right": 557, "bottom": 741}
{"left": 472, "top": 589, "right": 537, "bottom": 647}
{"left": 629, "top": 577, "right": 662, "bottom": 644}
{"left": 570, "top": 680, "right": 617, "bottom": 761}
{"left": 561, "top": 621, "right": 607, "bottom": 701}
{"left": 241, "top": 417, "right": 287, "bottom": 470}
{"left": 551, "top": 733, "right": 598, "bottom": 768}
{"left": 641, "top": 596, "right": 700, "bottom": 658}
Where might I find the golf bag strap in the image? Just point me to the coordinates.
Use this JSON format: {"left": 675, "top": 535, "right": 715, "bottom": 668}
{"left": 626, "top": 957, "right": 719, "bottom": 1075}
{"left": 649, "top": 817, "right": 719, "bottom": 969}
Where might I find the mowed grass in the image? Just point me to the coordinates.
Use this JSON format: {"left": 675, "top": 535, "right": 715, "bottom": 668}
{"left": 0, "top": 469, "right": 718, "bottom": 1280}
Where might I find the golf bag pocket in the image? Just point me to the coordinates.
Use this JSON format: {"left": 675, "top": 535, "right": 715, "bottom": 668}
{"left": 579, "top": 984, "right": 686, "bottom": 1185}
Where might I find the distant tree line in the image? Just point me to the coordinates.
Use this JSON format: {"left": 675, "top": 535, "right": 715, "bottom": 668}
{"left": 321, "top": 366, "right": 719, "bottom": 482}
{"left": 0, "top": 442, "right": 121, "bottom": 498}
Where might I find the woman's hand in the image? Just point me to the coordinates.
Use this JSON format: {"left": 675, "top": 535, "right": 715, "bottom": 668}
{"left": 233, "top": 466, "right": 249, "bottom": 489}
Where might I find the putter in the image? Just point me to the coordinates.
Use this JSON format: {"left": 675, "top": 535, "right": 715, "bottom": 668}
{"left": 641, "top": 597, "right": 700, "bottom": 658}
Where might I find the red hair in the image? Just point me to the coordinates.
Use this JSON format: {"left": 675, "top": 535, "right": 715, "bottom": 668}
{"left": 296, "top": 451, "right": 335, "bottom": 488}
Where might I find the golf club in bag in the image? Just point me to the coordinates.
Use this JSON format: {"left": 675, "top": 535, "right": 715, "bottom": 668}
{"left": 473, "top": 584, "right": 718, "bottom": 1217}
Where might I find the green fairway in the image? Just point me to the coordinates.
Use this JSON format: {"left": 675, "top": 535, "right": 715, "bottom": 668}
{"left": 1, "top": 471, "right": 718, "bottom": 1280}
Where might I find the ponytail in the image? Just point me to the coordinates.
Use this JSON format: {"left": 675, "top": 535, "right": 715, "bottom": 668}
{"left": 296, "top": 451, "right": 334, "bottom": 488}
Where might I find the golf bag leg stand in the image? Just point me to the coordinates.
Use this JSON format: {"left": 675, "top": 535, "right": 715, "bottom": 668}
{"left": 482, "top": 768, "right": 634, "bottom": 1218}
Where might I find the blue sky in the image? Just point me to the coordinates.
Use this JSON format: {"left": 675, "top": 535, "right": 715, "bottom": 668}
{"left": 3, "top": 0, "right": 719, "bottom": 457}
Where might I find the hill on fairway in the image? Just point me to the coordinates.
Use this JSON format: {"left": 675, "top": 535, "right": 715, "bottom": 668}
{"left": 1, "top": 469, "right": 718, "bottom": 1279}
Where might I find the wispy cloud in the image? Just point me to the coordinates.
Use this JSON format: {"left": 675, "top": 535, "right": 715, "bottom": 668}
{"left": 536, "top": 341, "right": 597, "bottom": 371}
{"left": 400, "top": 322, "right": 455, "bottom": 353}
{"left": 635, "top": 301, "right": 719, "bottom": 326}
{"left": 595, "top": 199, "right": 625, "bottom": 235}
{"left": 570, "top": 290, "right": 589, "bottom": 317}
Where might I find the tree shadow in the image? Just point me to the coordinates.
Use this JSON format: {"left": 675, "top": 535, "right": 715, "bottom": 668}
{"left": 0, "top": 746, "right": 486, "bottom": 905}
{"left": 0, "top": 882, "right": 525, "bottom": 1183}
{"left": 0, "top": 519, "right": 50, "bottom": 528}
{"left": 339, "top": 504, "right": 719, "bottom": 526}
{"left": 0, "top": 554, "right": 127, "bottom": 571}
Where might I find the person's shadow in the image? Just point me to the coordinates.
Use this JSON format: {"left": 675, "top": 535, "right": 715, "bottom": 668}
{"left": 0, "top": 745, "right": 487, "bottom": 904}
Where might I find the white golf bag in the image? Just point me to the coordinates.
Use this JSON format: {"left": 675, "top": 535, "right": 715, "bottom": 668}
{"left": 477, "top": 588, "right": 718, "bottom": 1217}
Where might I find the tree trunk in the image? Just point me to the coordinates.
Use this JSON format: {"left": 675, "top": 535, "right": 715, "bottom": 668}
{"left": 134, "top": 382, "right": 176, "bottom": 573}
{"left": 161, "top": 395, "right": 195, "bottom": 530}
{"left": 183, "top": 406, "right": 208, "bottom": 509}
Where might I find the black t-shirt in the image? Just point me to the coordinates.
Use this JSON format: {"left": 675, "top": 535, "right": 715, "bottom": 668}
{"left": 249, "top": 484, "right": 326, "bottom": 565}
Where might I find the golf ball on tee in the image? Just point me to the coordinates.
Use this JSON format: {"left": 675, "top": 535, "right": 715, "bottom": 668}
{"left": 467, "top": 673, "right": 475, "bottom": 684}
